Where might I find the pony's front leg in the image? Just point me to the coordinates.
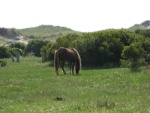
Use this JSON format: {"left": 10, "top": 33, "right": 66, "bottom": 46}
{"left": 69, "top": 62, "right": 73, "bottom": 75}
{"left": 61, "top": 62, "right": 66, "bottom": 75}
{"left": 71, "top": 62, "right": 75, "bottom": 75}
{"left": 69, "top": 63, "right": 72, "bottom": 75}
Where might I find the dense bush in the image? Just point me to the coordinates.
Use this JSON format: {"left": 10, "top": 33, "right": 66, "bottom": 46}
{"left": 135, "top": 29, "right": 150, "bottom": 38}
{"left": 24, "top": 40, "right": 49, "bottom": 57}
{"left": 72, "top": 29, "right": 144, "bottom": 67}
{"left": 0, "top": 59, "right": 7, "bottom": 67}
{"left": 0, "top": 46, "right": 10, "bottom": 58}
{"left": 9, "top": 42, "right": 25, "bottom": 50}
{"left": 40, "top": 29, "right": 150, "bottom": 69}
{"left": 10, "top": 48, "right": 23, "bottom": 56}
{"left": 121, "top": 42, "right": 145, "bottom": 71}
{"left": 40, "top": 41, "right": 54, "bottom": 61}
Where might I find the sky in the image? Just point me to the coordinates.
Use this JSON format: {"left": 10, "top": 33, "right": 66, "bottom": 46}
{"left": 0, "top": 0, "right": 150, "bottom": 32}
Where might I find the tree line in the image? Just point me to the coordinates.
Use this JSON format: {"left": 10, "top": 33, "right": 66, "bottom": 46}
{"left": 0, "top": 29, "right": 150, "bottom": 70}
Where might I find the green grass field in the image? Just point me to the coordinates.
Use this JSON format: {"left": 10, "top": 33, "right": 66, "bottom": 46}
{"left": 0, "top": 57, "right": 150, "bottom": 113}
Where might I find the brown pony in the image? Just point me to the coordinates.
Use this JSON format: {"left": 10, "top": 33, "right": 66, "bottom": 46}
{"left": 54, "top": 47, "right": 81, "bottom": 75}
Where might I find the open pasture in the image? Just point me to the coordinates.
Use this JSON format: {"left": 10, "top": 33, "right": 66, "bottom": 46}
{"left": 0, "top": 57, "right": 150, "bottom": 113}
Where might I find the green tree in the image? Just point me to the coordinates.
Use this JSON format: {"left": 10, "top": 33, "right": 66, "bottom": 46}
{"left": 135, "top": 29, "right": 150, "bottom": 38}
{"left": 55, "top": 33, "right": 79, "bottom": 48}
{"left": 24, "top": 40, "right": 48, "bottom": 57}
{"left": 9, "top": 42, "right": 26, "bottom": 50}
{"left": 141, "top": 38, "right": 150, "bottom": 64}
{"left": 108, "top": 38, "right": 124, "bottom": 66}
{"left": 42, "top": 29, "right": 149, "bottom": 68}
{"left": 10, "top": 48, "right": 23, "bottom": 56}
{"left": 121, "top": 43, "right": 145, "bottom": 71}
{"left": 40, "top": 41, "right": 54, "bottom": 61}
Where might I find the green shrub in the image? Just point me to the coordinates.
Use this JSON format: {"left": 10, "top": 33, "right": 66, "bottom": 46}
{"left": 0, "top": 59, "right": 7, "bottom": 67}
{"left": 0, "top": 46, "right": 10, "bottom": 58}
{"left": 121, "top": 43, "right": 146, "bottom": 72}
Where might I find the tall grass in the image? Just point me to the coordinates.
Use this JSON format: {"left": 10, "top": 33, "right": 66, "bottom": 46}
{"left": 0, "top": 57, "right": 150, "bottom": 113}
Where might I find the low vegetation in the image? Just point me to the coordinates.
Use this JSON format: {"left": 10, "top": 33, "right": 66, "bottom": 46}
{"left": 0, "top": 57, "right": 150, "bottom": 112}
{"left": 0, "top": 28, "right": 20, "bottom": 38}
{"left": 129, "top": 20, "right": 150, "bottom": 31}
{"left": 18, "top": 25, "right": 79, "bottom": 40}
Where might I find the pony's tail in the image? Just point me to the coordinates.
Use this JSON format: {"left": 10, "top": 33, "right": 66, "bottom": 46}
{"left": 54, "top": 50, "right": 59, "bottom": 75}
{"left": 72, "top": 48, "right": 81, "bottom": 74}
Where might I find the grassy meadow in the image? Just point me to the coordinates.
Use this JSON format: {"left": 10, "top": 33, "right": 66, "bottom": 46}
{"left": 0, "top": 57, "right": 150, "bottom": 113}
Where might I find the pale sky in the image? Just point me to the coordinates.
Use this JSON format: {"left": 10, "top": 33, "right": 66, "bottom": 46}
{"left": 0, "top": 0, "right": 150, "bottom": 32}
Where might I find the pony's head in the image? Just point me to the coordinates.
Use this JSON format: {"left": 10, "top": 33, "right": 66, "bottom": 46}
{"left": 76, "top": 63, "right": 80, "bottom": 74}
{"left": 72, "top": 48, "right": 81, "bottom": 74}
